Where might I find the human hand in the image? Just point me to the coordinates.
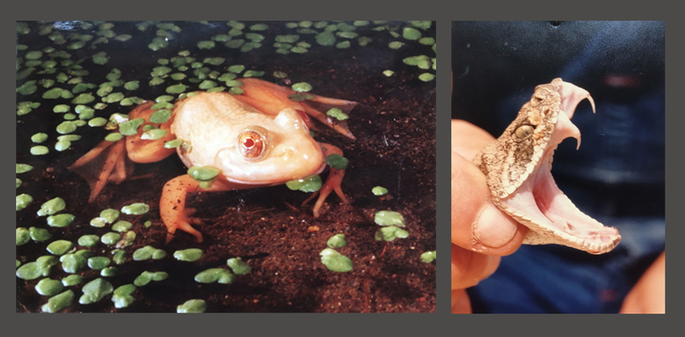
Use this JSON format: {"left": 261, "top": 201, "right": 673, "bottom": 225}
{"left": 451, "top": 119, "right": 529, "bottom": 313}
{"left": 620, "top": 251, "right": 665, "bottom": 314}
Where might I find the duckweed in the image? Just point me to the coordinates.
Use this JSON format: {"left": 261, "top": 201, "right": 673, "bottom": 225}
{"left": 116, "top": 231, "right": 136, "bottom": 248}
{"left": 173, "top": 248, "right": 203, "bottom": 262}
{"left": 420, "top": 251, "right": 436, "bottom": 263}
{"left": 112, "top": 284, "right": 136, "bottom": 308}
{"left": 37, "top": 197, "right": 66, "bottom": 216}
{"left": 16, "top": 194, "right": 33, "bottom": 211}
{"left": 164, "top": 139, "right": 183, "bottom": 148}
{"left": 79, "top": 278, "right": 113, "bottom": 304}
{"left": 41, "top": 290, "right": 74, "bottom": 313}
{"left": 100, "top": 267, "right": 117, "bottom": 277}
{"left": 177, "top": 299, "right": 207, "bottom": 313}
{"left": 62, "top": 250, "right": 92, "bottom": 270}
{"left": 166, "top": 84, "right": 187, "bottom": 94}
{"left": 374, "top": 210, "right": 405, "bottom": 227}
{"left": 418, "top": 73, "right": 435, "bottom": 82}
{"left": 326, "top": 154, "right": 348, "bottom": 170}
{"left": 46, "top": 214, "right": 75, "bottom": 228}
{"left": 61, "top": 274, "right": 83, "bottom": 287}
{"left": 188, "top": 166, "right": 220, "bottom": 181}
{"left": 286, "top": 174, "right": 322, "bottom": 192}
{"left": 46, "top": 240, "right": 74, "bottom": 255}
{"left": 326, "top": 108, "right": 349, "bottom": 121}
{"left": 149, "top": 109, "right": 172, "bottom": 124}
{"left": 105, "top": 133, "right": 123, "bottom": 142}
{"left": 101, "top": 232, "right": 122, "bottom": 245}
{"left": 320, "top": 248, "right": 353, "bottom": 273}
{"left": 133, "top": 245, "right": 167, "bottom": 261}
{"left": 374, "top": 225, "right": 409, "bottom": 242}
{"left": 71, "top": 93, "right": 95, "bottom": 104}
{"left": 54, "top": 139, "right": 71, "bottom": 151}
{"left": 134, "top": 271, "right": 169, "bottom": 286}
{"left": 16, "top": 227, "right": 30, "bottom": 246}
{"left": 77, "top": 234, "right": 99, "bottom": 247}
{"left": 16, "top": 163, "right": 33, "bottom": 174}
{"left": 112, "top": 249, "right": 127, "bottom": 265}
{"left": 88, "top": 256, "right": 111, "bottom": 270}
{"left": 402, "top": 27, "right": 422, "bottom": 40}
{"left": 226, "top": 257, "right": 251, "bottom": 275}
{"left": 372, "top": 186, "right": 388, "bottom": 196}
{"left": 35, "top": 278, "right": 64, "bottom": 296}
{"left": 194, "top": 268, "right": 235, "bottom": 284}
{"left": 389, "top": 41, "right": 405, "bottom": 49}
{"left": 292, "top": 82, "right": 312, "bottom": 92}
{"left": 55, "top": 121, "right": 77, "bottom": 134}
{"left": 326, "top": 234, "right": 347, "bottom": 248}
{"left": 383, "top": 70, "right": 395, "bottom": 77}
{"left": 119, "top": 118, "right": 145, "bottom": 136}
{"left": 30, "top": 227, "right": 52, "bottom": 242}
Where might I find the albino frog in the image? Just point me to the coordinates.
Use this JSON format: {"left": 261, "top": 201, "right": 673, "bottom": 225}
{"left": 69, "top": 78, "right": 357, "bottom": 243}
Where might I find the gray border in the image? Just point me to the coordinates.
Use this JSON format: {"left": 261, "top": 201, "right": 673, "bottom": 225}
{"left": 4, "top": 0, "right": 682, "bottom": 335}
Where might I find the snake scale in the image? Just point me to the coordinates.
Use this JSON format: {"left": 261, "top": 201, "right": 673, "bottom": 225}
{"left": 473, "top": 78, "right": 621, "bottom": 254}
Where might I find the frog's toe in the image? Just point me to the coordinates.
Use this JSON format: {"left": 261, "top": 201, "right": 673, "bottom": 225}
{"left": 304, "top": 167, "right": 349, "bottom": 217}
{"left": 69, "top": 139, "right": 133, "bottom": 203}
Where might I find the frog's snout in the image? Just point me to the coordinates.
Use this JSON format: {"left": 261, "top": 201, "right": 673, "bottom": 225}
{"left": 273, "top": 108, "right": 309, "bottom": 134}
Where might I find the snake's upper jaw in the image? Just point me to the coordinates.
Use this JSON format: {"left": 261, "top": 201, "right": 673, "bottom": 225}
{"left": 497, "top": 79, "right": 621, "bottom": 254}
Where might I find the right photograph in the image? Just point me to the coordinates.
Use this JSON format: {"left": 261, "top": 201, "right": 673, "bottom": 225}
{"left": 451, "top": 21, "right": 665, "bottom": 313}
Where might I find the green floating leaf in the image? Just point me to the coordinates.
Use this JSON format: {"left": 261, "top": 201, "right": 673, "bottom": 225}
{"left": 326, "top": 154, "right": 348, "bottom": 170}
{"left": 35, "top": 278, "right": 64, "bottom": 296}
{"left": 16, "top": 194, "right": 33, "bottom": 211}
{"left": 121, "top": 202, "right": 149, "bottom": 215}
{"left": 47, "top": 214, "right": 75, "bottom": 228}
{"left": 112, "top": 284, "right": 136, "bottom": 308}
{"left": 402, "top": 27, "right": 422, "bottom": 40}
{"left": 418, "top": 73, "right": 435, "bottom": 82}
{"left": 315, "top": 31, "right": 336, "bottom": 46}
{"left": 285, "top": 174, "right": 322, "bottom": 192}
{"left": 188, "top": 166, "right": 221, "bottom": 181}
{"left": 61, "top": 274, "right": 83, "bottom": 287}
{"left": 41, "top": 290, "right": 74, "bottom": 313}
{"left": 79, "top": 278, "right": 113, "bottom": 305}
{"left": 374, "top": 210, "right": 405, "bottom": 227}
{"left": 326, "top": 108, "right": 349, "bottom": 121}
{"left": 326, "top": 234, "right": 347, "bottom": 248}
{"left": 173, "top": 248, "right": 204, "bottom": 262}
{"left": 16, "top": 227, "right": 30, "bottom": 246}
{"left": 374, "top": 225, "right": 409, "bottom": 242}
{"left": 226, "top": 257, "right": 251, "bottom": 275}
{"left": 194, "top": 268, "right": 234, "bottom": 284}
{"left": 37, "top": 197, "right": 66, "bottom": 216}
{"left": 420, "top": 251, "right": 437, "bottom": 263}
{"left": 46, "top": 240, "right": 74, "bottom": 255}
{"left": 17, "top": 163, "right": 33, "bottom": 174}
{"left": 291, "top": 82, "right": 312, "bottom": 92}
{"left": 30, "top": 227, "right": 52, "bottom": 242}
{"left": 372, "top": 186, "right": 388, "bottom": 196}
{"left": 177, "top": 299, "right": 207, "bottom": 313}
{"left": 320, "top": 248, "right": 353, "bottom": 272}
{"left": 119, "top": 118, "right": 145, "bottom": 136}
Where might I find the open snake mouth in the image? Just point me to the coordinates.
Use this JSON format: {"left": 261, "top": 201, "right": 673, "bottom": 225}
{"left": 495, "top": 79, "right": 621, "bottom": 254}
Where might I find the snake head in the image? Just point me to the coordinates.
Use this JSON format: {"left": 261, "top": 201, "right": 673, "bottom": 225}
{"left": 474, "top": 78, "right": 621, "bottom": 254}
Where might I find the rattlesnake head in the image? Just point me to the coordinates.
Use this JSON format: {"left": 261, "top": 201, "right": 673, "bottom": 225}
{"left": 473, "top": 78, "right": 621, "bottom": 254}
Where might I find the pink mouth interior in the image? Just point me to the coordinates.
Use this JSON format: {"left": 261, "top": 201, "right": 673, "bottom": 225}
{"left": 499, "top": 81, "right": 620, "bottom": 253}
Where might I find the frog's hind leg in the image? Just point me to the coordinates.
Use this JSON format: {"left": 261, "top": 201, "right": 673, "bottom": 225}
{"left": 68, "top": 139, "right": 133, "bottom": 203}
{"left": 236, "top": 78, "right": 358, "bottom": 140}
{"left": 68, "top": 101, "right": 175, "bottom": 203}
{"left": 302, "top": 143, "right": 350, "bottom": 217}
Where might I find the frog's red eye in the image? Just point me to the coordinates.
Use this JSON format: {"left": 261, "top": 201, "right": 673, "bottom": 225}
{"left": 237, "top": 129, "right": 267, "bottom": 160}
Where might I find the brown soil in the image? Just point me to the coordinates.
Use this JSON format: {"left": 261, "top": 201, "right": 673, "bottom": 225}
{"left": 16, "top": 21, "right": 435, "bottom": 313}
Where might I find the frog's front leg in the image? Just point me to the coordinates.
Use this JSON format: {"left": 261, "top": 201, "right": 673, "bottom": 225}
{"left": 160, "top": 175, "right": 251, "bottom": 243}
{"left": 303, "top": 143, "right": 349, "bottom": 217}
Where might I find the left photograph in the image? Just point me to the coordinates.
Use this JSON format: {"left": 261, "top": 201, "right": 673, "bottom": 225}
{"left": 15, "top": 21, "right": 436, "bottom": 313}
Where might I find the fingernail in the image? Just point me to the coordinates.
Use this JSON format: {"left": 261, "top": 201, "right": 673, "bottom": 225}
{"left": 473, "top": 204, "right": 518, "bottom": 248}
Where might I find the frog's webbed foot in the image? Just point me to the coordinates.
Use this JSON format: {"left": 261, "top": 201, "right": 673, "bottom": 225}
{"left": 68, "top": 139, "right": 133, "bottom": 203}
{"left": 302, "top": 143, "right": 349, "bottom": 217}
{"left": 236, "top": 78, "right": 358, "bottom": 140}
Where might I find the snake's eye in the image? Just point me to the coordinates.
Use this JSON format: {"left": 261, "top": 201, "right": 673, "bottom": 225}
{"left": 515, "top": 124, "right": 534, "bottom": 140}
{"left": 237, "top": 127, "right": 268, "bottom": 160}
